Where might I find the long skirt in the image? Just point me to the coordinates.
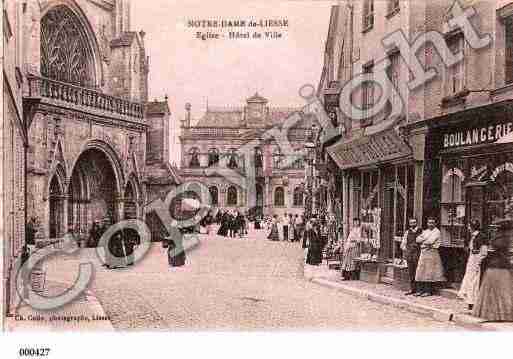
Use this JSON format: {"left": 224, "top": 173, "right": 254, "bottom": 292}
{"left": 267, "top": 224, "right": 279, "bottom": 241}
{"left": 217, "top": 223, "right": 228, "bottom": 236}
{"left": 415, "top": 248, "right": 446, "bottom": 282}
{"left": 168, "top": 246, "right": 186, "bottom": 267}
{"left": 473, "top": 268, "right": 513, "bottom": 321}
{"left": 458, "top": 253, "right": 482, "bottom": 305}
{"left": 341, "top": 245, "right": 360, "bottom": 272}
{"left": 306, "top": 244, "right": 322, "bottom": 265}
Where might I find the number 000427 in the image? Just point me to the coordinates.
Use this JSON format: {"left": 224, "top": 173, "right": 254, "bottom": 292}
{"left": 18, "top": 348, "right": 51, "bottom": 357}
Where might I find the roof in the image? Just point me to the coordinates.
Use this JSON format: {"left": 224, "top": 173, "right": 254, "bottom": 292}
{"left": 145, "top": 162, "right": 182, "bottom": 185}
{"left": 110, "top": 31, "right": 137, "bottom": 47}
{"left": 246, "top": 92, "right": 268, "bottom": 103}
{"left": 145, "top": 100, "right": 170, "bottom": 116}
{"left": 194, "top": 107, "right": 302, "bottom": 128}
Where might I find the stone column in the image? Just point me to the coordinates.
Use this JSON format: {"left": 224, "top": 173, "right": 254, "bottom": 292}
{"left": 61, "top": 194, "right": 70, "bottom": 237}
{"left": 115, "top": 194, "right": 125, "bottom": 222}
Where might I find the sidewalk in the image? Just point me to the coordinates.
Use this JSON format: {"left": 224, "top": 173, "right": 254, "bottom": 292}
{"left": 304, "top": 263, "right": 513, "bottom": 331}
{"left": 5, "top": 281, "right": 114, "bottom": 332}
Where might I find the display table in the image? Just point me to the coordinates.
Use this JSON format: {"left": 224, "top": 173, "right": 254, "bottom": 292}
{"left": 355, "top": 259, "right": 384, "bottom": 284}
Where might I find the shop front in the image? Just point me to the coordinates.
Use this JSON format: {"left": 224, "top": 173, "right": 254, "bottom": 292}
{"left": 427, "top": 102, "right": 513, "bottom": 284}
{"left": 328, "top": 125, "right": 421, "bottom": 286}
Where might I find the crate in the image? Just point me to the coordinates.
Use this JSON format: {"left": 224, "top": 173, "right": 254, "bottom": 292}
{"left": 391, "top": 265, "right": 411, "bottom": 291}
{"left": 357, "top": 260, "right": 383, "bottom": 284}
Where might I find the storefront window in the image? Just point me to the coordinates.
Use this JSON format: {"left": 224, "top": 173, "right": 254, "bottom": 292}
{"left": 441, "top": 159, "right": 466, "bottom": 246}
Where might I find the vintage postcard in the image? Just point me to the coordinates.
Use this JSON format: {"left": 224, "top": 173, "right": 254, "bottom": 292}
{"left": 2, "top": 0, "right": 513, "bottom": 353}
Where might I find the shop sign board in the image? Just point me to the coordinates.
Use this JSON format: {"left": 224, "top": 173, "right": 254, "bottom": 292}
{"left": 442, "top": 120, "right": 513, "bottom": 149}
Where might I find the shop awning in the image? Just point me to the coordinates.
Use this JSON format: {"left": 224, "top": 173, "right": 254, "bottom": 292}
{"left": 327, "top": 127, "right": 412, "bottom": 170}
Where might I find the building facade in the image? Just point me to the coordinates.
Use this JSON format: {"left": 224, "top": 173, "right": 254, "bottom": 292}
{"left": 317, "top": 0, "right": 513, "bottom": 287}
{"left": 179, "top": 94, "right": 313, "bottom": 217}
{"left": 2, "top": 0, "right": 179, "bottom": 316}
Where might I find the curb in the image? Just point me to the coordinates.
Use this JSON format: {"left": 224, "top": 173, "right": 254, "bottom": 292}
{"left": 307, "top": 276, "right": 491, "bottom": 330}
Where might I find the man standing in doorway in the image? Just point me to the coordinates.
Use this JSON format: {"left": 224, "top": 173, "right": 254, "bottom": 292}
{"left": 415, "top": 218, "right": 446, "bottom": 297}
{"left": 401, "top": 218, "right": 422, "bottom": 295}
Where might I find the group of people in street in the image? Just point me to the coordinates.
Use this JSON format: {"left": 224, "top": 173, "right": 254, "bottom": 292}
{"left": 214, "top": 209, "right": 248, "bottom": 238}
{"left": 401, "top": 217, "right": 513, "bottom": 321}
{"left": 267, "top": 212, "right": 305, "bottom": 242}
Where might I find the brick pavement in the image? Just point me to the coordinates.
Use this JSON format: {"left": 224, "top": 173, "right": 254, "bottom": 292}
{"left": 11, "top": 227, "right": 461, "bottom": 330}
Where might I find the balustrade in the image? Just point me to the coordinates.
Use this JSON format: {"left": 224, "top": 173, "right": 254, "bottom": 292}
{"left": 28, "top": 75, "right": 144, "bottom": 120}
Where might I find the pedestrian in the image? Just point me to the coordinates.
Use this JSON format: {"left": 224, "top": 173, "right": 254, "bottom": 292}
{"left": 254, "top": 214, "right": 262, "bottom": 230}
{"left": 166, "top": 232, "right": 186, "bottom": 267}
{"left": 88, "top": 221, "right": 100, "bottom": 247}
{"left": 217, "top": 211, "right": 229, "bottom": 236}
{"left": 267, "top": 215, "right": 280, "bottom": 241}
{"left": 229, "top": 210, "right": 237, "bottom": 238}
{"left": 400, "top": 218, "right": 423, "bottom": 295}
{"left": 282, "top": 213, "right": 290, "bottom": 241}
{"left": 414, "top": 218, "right": 446, "bottom": 297}
{"left": 305, "top": 220, "right": 322, "bottom": 265}
{"left": 458, "top": 220, "right": 488, "bottom": 310}
{"left": 25, "top": 217, "right": 37, "bottom": 246}
{"left": 290, "top": 213, "right": 296, "bottom": 242}
{"left": 293, "top": 214, "right": 299, "bottom": 242}
{"left": 339, "top": 218, "right": 363, "bottom": 280}
{"left": 472, "top": 224, "right": 513, "bottom": 321}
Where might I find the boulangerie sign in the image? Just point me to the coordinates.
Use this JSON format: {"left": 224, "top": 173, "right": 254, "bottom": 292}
{"left": 442, "top": 120, "right": 513, "bottom": 149}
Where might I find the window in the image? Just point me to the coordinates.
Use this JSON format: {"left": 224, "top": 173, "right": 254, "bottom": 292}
{"left": 362, "top": 0, "right": 374, "bottom": 32}
{"left": 274, "top": 187, "right": 285, "bottom": 207}
{"left": 446, "top": 35, "right": 465, "bottom": 95}
{"left": 209, "top": 186, "right": 219, "bottom": 206}
{"left": 189, "top": 147, "right": 200, "bottom": 168}
{"left": 440, "top": 160, "right": 466, "bottom": 246}
{"left": 227, "top": 186, "right": 238, "bottom": 206}
{"left": 254, "top": 147, "right": 263, "bottom": 168}
{"left": 293, "top": 187, "right": 304, "bottom": 207}
{"left": 387, "top": 51, "right": 401, "bottom": 114}
{"left": 361, "top": 62, "right": 374, "bottom": 127}
{"left": 506, "top": 19, "right": 513, "bottom": 84}
{"left": 273, "top": 147, "right": 282, "bottom": 169}
{"left": 208, "top": 148, "right": 219, "bottom": 166}
{"left": 227, "top": 148, "right": 238, "bottom": 169}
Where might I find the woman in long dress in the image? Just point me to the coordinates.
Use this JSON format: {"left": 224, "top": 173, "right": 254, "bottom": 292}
{"left": 306, "top": 221, "right": 322, "bottom": 265}
{"left": 267, "top": 215, "right": 280, "bottom": 241}
{"left": 473, "top": 228, "right": 513, "bottom": 321}
{"left": 458, "top": 220, "right": 488, "bottom": 311}
{"left": 340, "top": 218, "right": 363, "bottom": 280}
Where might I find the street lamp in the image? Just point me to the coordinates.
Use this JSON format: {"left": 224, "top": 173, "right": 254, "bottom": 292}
{"left": 303, "top": 124, "right": 319, "bottom": 219}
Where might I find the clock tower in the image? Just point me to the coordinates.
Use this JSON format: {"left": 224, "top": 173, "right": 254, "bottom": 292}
{"left": 244, "top": 92, "right": 269, "bottom": 127}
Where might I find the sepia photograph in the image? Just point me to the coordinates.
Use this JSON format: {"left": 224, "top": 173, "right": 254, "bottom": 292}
{"left": 1, "top": 0, "right": 513, "bottom": 356}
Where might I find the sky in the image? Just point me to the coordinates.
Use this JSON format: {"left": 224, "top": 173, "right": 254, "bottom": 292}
{"left": 131, "top": 0, "right": 335, "bottom": 165}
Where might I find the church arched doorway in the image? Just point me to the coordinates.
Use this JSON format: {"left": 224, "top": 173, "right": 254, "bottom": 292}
{"left": 68, "top": 148, "right": 121, "bottom": 235}
{"left": 49, "top": 174, "right": 64, "bottom": 238}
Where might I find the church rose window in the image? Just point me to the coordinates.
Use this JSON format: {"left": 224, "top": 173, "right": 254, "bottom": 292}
{"left": 41, "top": 5, "right": 95, "bottom": 87}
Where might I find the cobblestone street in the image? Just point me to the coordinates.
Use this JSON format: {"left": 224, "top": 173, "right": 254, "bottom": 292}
{"left": 37, "top": 228, "right": 461, "bottom": 330}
